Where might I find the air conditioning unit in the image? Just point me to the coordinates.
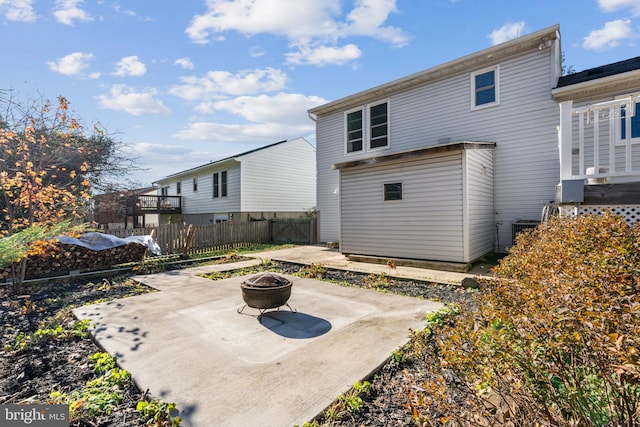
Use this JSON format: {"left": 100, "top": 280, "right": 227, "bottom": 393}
{"left": 511, "top": 220, "right": 540, "bottom": 247}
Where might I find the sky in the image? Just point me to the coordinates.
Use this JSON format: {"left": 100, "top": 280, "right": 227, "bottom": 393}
{"left": 1, "top": 0, "right": 639, "bottom": 189}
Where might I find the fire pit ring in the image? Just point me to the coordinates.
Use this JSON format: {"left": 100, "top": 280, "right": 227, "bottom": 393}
{"left": 237, "top": 272, "right": 296, "bottom": 320}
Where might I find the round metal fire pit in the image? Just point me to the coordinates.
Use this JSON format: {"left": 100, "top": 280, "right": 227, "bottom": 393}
{"left": 240, "top": 272, "right": 292, "bottom": 309}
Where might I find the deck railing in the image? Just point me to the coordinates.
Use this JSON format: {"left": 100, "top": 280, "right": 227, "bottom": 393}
{"left": 559, "top": 96, "right": 640, "bottom": 182}
{"left": 127, "top": 195, "right": 182, "bottom": 214}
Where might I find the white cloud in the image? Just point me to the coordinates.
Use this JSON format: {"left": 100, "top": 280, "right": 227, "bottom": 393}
{"left": 286, "top": 43, "right": 361, "bottom": 65}
{"left": 342, "top": 0, "right": 408, "bottom": 46}
{"left": 112, "top": 2, "right": 136, "bottom": 17}
{"left": 184, "top": 0, "right": 408, "bottom": 65}
{"left": 113, "top": 55, "right": 147, "bottom": 77}
{"left": 175, "top": 92, "right": 326, "bottom": 143}
{"left": 47, "top": 51, "right": 94, "bottom": 75}
{"left": 583, "top": 19, "right": 633, "bottom": 49}
{"left": 173, "top": 121, "right": 302, "bottom": 143}
{"left": 249, "top": 46, "right": 265, "bottom": 58}
{"left": 169, "top": 67, "right": 288, "bottom": 100}
{"left": 599, "top": 0, "right": 640, "bottom": 16}
{"left": 0, "top": 0, "right": 36, "bottom": 22}
{"left": 174, "top": 57, "right": 194, "bottom": 70}
{"left": 96, "top": 84, "right": 171, "bottom": 116}
{"left": 488, "top": 21, "right": 526, "bottom": 45}
{"left": 198, "top": 92, "right": 327, "bottom": 123}
{"left": 53, "top": 0, "right": 93, "bottom": 25}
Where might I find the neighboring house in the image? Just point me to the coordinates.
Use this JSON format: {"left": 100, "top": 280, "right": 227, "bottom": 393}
{"left": 152, "top": 138, "right": 316, "bottom": 225}
{"left": 309, "top": 25, "right": 564, "bottom": 264}
{"left": 309, "top": 23, "right": 640, "bottom": 265}
{"left": 554, "top": 56, "right": 640, "bottom": 220}
{"left": 92, "top": 187, "right": 159, "bottom": 229}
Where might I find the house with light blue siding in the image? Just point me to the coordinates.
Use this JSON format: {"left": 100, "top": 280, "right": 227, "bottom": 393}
{"left": 309, "top": 24, "right": 640, "bottom": 266}
{"left": 153, "top": 138, "right": 316, "bottom": 224}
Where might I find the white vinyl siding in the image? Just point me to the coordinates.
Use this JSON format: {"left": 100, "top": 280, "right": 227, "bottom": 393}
{"left": 316, "top": 45, "right": 559, "bottom": 252}
{"left": 239, "top": 138, "right": 316, "bottom": 212}
{"left": 174, "top": 165, "right": 241, "bottom": 216}
{"left": 464, "top": 149, "right": 495, "bottom": 261}
{"left": 316, "top": 113, "right": 344, "bottom": 242}
{"left": 341, "top": 152, "right": 465, "bottom": 262}
{"left": 340, "top": 147, "right": 494, "bottom": 263}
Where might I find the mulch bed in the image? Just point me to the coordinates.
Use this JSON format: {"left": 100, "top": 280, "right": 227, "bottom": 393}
{"left": 0, "top": 260, "right": 479, "bottom": 426}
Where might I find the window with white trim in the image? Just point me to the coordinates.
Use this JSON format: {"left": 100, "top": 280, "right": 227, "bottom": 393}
{"left": 213, "top": 171, "right": 228, "bottom": 198}
{"left": 193, "top": 177, "right": 198, "bottom": 192}
{"left": 620, "top": 102, "right": 640, "bottom": 142}
{"left": 369, "top": 102, "right": 388, "bottom": 149}
{"left": 345, "top": 100, "right": 389, "bottom": 154}
{"left": 471, "top": 66, "right": 499, "bottom": 109}
{"left": 176, "top": 181, "right": 181, "bottom": 194}
{"left": 346, "top": 108, "right": 364, "bottom": 153}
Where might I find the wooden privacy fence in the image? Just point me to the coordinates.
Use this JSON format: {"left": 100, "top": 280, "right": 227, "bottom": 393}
{"left": 105, "top": 218, "right": 317, "bottom": 255}
{"left": 270, "top": 218, "right": 318, "bottom": 245}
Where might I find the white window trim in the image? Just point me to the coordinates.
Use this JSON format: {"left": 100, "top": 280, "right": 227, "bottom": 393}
{"left": 470, "top": 65, "right": 500, "bottom": 111}
{"left": 343, "top": 99, "right": 390, "bottom": 155}
{"left": 368, "top": 100, "right": 390, "bottom": 153}
{"left": 614, "top": 96, "right": 640, "bottom": 146}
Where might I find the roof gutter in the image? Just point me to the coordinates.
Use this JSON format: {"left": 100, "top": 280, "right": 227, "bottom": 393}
{"left": 552, "top": 69, "right": 640, "bottom": 102}
{"left": 309, "top": 24, "right": 560, "bottom": 116}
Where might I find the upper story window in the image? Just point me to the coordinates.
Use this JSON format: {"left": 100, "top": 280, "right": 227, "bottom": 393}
{"left": 369, "top": 102, "right": 388, "bottom": 149}
{"left": 213, "top": 171, "right": 228, "bottom": 198}
{"left": 345, "top": 100, "right": 389, "bottom": 154}
{"left": 193, "top": 177, "right": 198, "bottom": 192}
{"left": 176, "top": 181, "right": 181, "bottom": 194}
{"left": 221, "top": 171, "right": 227, "bottom": 197}
{"left": 346, "top": 109, "right": 363, "bottom": 153}
{"left": 160, "top": 186, "right": 168, "bottom": 196}
{"left": 471, "top": 66, "right": 499, "bottom": 109}
{"left": 620, "top": 102, "right": 640, "bottom": 142}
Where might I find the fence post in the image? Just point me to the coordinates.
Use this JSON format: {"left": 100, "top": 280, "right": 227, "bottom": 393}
{"left": 183, "top": 224, "right": 195, "bottom": 257}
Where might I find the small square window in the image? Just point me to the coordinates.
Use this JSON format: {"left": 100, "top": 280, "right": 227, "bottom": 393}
{"left": 384, "top": 182, "right": 402, "bottom": 201}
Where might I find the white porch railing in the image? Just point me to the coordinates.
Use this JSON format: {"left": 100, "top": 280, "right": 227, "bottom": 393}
{"left": 559, "top": 95, "right": 640, "bottom": 182}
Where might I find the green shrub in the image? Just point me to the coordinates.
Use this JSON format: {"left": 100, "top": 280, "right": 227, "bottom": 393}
{"left": 410, "top": 212, "right": 640, "bottom": 426}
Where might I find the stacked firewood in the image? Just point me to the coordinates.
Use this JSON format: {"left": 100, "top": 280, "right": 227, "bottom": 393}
{"left": 0, "top": 242, "right": 147, "bottom": 281}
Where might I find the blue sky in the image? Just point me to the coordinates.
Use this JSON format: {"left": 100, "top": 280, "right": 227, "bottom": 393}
{"left": 1, "top": 0, "right": 639, "bottom": 188}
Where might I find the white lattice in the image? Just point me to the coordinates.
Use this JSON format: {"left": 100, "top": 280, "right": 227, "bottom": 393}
{"left": 576, "top": 205, "right": 640, "bottom": 224}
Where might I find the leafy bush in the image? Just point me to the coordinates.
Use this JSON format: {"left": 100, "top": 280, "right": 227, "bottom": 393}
{"left": 410, "top": 212, "right": 640, "bottom": 426}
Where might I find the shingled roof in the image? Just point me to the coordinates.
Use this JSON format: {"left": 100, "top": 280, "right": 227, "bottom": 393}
{"left": 557, "top": 56, "right": 640, "bottom": 88}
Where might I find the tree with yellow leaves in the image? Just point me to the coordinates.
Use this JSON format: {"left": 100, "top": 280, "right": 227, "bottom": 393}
{"left": 0, "top": 96, "right": 91, "bottom": 292}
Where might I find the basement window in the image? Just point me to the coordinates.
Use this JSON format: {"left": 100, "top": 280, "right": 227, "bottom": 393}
{"left": 384, "top": 182, "right": 402, "bottom": 201}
